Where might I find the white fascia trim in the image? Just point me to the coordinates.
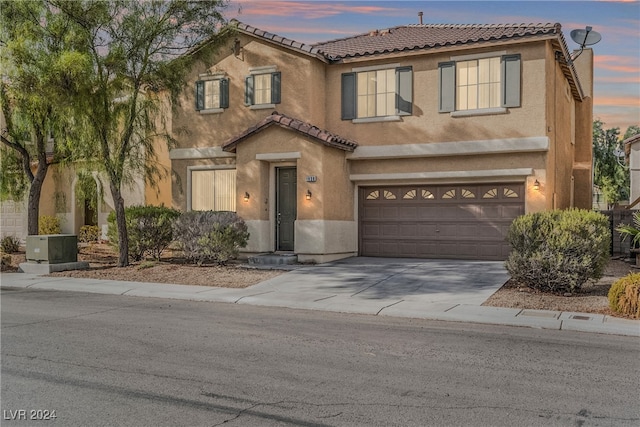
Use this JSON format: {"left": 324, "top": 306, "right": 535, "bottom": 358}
{"left": 347, "top": 137, "right": 549, "bottom": 160}
{"left": 170, "top": 147, "right": 235, "bottom": 160}
{"left": 256, "top": 151, "right": 301, "bottom": 161}
{"left": 450, "top": 50, "right": 507, "bottom": 61}
{"left": 350, "top": 168, "right": 533, "bottom": 182}
{"left": 351, "top": 63, "right": 401, "bottom": 72}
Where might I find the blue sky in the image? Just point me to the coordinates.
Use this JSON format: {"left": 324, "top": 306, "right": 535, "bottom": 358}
{"left": 228, "top": 0, "right": 639, "bottom": 133}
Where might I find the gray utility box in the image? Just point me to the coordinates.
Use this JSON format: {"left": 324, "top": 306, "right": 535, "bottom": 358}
{"left": 26, "top": 234, "right": 78, "bottom": 264}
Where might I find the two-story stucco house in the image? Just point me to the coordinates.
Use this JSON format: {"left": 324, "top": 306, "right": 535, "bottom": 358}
{"left": 164, "top": 20, "right": 594, "bottom": 262}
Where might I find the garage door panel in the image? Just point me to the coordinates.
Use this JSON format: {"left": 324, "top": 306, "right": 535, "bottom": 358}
{"left": 360, "top": 184, "right": 524, "bottom": 260}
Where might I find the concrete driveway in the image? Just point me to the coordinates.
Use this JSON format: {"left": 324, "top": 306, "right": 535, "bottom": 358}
{"left": 241, "top": 257, "right": 510, "bottom": 315}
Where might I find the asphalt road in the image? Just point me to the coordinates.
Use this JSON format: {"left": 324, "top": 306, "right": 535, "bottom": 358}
{"left": 1, "top": 287, "right": 639, "bottom": 427}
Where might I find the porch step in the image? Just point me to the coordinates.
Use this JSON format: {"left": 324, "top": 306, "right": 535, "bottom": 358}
{"left": 248, "top": 254, "right": 298, "bottom": 266}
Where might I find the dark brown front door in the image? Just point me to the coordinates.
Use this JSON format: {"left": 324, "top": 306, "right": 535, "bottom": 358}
{"left": 359, "top": 184, "right": 525, "bottom": 260}
{"left": 276, "top": 167, "right": 297, "bottom": 251}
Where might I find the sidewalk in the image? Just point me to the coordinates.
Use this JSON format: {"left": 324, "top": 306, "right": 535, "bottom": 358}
{"left": 1, "top": 271, "right": 638, "bottom": 337}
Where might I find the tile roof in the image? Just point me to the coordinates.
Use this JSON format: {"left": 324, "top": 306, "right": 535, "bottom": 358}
{"left": 222, "top": 112, "right": 358, "bottom": 153}
{"left": 232, "top": 20, "right": 325, "bottom": 60}
{"left": 232, "top": 20, "right": 582, "bottom": 100}
{"left": 312, "top": 23, "right": 561, "bottom": 59}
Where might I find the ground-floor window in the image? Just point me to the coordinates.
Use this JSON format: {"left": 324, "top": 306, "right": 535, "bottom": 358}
{"left": 190, "top": 168, "right": 236, "bottom": 211}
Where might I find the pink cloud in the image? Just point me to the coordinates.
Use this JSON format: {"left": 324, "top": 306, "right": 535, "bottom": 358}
{"left": 595, "top": 55, "right": 640, "bottom": 73}
{"left": 596, "top": 75, "right": 640, "bottom": 84}
{"left": 594, "top": 95, "right": 640, "bottom": 108}
{"left": 234, "top": 1, "right": 400, "bottom": 19}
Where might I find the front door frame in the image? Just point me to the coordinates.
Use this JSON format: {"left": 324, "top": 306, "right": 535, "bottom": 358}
{"left": 275, "top": 166, "right": 297, "bottom": 251}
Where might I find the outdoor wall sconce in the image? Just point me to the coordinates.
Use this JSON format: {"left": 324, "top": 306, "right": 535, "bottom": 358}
{"left": 244, "top": 192, "right": 250, "bottom": 202}
{"left": 533, "top": 180, "right": 540, "bottom": 191}
{"left": 306, "top": 189, "right": 312, "bottom": 200}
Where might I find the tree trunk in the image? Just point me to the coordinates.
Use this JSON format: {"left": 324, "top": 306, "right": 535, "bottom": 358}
{"left": 109, "top": 182, "right": 129, "bottom": 267}
{"left": 27, "top": 154, "right": 50, "bottom": 235}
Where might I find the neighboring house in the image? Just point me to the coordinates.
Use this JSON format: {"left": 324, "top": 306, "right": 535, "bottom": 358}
{"left": 624, "top": 134, "right": 640, "bottom": 208}
{"left": 167, "top": 20, "right": 594, "bottom": 262}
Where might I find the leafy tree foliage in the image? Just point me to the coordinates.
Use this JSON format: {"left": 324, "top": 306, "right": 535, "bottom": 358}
{"left": 52, "top": 0, "right": 229, "bottom": 266}
{"left": 0, "top": 0, "right": 89, "bottom": 234}
{"left": 592, "top": 119, "right": 631, "bottom": 207}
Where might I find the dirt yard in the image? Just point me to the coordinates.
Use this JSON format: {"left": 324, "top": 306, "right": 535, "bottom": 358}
{"left": 2, "top": 243, "right": 638, "bottom": 318}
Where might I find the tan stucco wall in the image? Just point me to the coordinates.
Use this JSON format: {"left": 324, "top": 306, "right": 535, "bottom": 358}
{"left": 325, "top": 42, "right": 548, "bottom": 145}
{"left": 572, "top": 49, "right": 594, "bottom": 209}
{"left": 167, "top": 31, "right": 594, "bottom": 258}
{"left": 233, "top": 126, "right": 353, "bottom": 222}
{"left": 171, "top": 34, "right": 327, "bottom": 154}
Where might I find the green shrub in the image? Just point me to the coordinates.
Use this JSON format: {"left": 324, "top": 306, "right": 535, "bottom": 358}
{"left": 39, "top": 215, "right": 61, "bottom": 235}
{"left": 78, "top": 225, "right": 101, "bottom": 243}
{"left": 172, "top": 211, "right": 249, "bottom": 265}
{"left": 0, "top": 253, "right": 11, "bottom": 271}
{"left": 107, "top": 205, "right": 181, "bottom": 261}
{"left": 608, "top": 273, "right": 640, "bottom": 318}
{"left": 616, "top": 211, "right": 640, "bottom": 248}
{"left": 505, "top": 209, "right": 610, "bottom": 294}
{"left": 1, "top": 235, "right": 21, "bottom": 253}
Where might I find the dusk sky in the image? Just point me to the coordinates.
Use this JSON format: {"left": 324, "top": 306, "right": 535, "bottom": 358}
{"left": 228, "top": 0, "right": 639, "bottom": 134}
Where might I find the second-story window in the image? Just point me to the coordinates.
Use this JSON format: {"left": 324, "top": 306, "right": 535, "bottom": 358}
{"left": 456, "top": 57, "right": 501, "bottom": 110}
{"left": 195, "top": 78, "right": 229, "bottom": 112}
{"left": 341, "top": 66, "right": 412, "bottom": 121}
{"left": 439, "top": 54, "right": 521, "bottom": 113}
{"left": 245, "top": 71, "right": 281, "bottom": 107}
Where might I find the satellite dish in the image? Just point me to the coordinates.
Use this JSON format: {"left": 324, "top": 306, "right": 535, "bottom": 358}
{"left": 569, "top": 26, "right": 601, "bottom": 61}
{"left": 570, "top": 26, "right": 602, "bottom": 48}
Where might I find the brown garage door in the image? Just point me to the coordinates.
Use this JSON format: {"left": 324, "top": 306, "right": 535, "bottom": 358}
{"left": 359, "top": 184, "right": 524, "bottom": 260}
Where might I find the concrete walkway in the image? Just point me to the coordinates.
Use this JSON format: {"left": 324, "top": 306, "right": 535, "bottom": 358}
{"left": 1, "top": 257, "right": 638, "bottom": 337}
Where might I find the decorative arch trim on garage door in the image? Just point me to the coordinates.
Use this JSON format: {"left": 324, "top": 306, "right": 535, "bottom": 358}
{"left": 359, "top": 183, "right": 524, "bottom": 260}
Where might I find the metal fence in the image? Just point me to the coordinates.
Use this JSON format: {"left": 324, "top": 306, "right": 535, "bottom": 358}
{"left": 600, "top": 210, "right": 637, "bottom": 256}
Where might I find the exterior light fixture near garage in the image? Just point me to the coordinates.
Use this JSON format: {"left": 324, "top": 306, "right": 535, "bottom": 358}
{"left": 533, "top": 180, "right": 540, "bottom": 191}
{"left": 306, "top": 189, "right": 312, "bottom": 200}
{"left": 244, "top": 192, "right": 250, "bottom": 202}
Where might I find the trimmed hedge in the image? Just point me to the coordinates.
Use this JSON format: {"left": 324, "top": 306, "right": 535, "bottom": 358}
{"left": 107, "top": 205, "right": 181, "bottom": 261}
{"left": 505, "top": 209, "right": 610, "bottom": 294}
{"left": 172, "top": 211, "right": 249, "bottom": 265}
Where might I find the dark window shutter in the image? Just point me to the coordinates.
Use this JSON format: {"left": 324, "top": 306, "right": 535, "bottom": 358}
{"left": 271, "top": 72, "right": 281, "bottom": 104}
{"left": 396, "top": 66, "right": 413, "bottom": 116}
{"left": 502, "top": 54, "right": 521, "bottom": 108}
{"left": 438, "top": 62, "right": 456, "bottom": 113}
{"left": 341, "top": 72, "right": 356, "bottom": 120}
{"left": 195, "top": 80, "right": 204, "bottom": 111}
{"left": 219, "top": 78, "right": 229, "bottom": 109}
{"left": 245, "top": 75, "right": 254, "bottom": 105}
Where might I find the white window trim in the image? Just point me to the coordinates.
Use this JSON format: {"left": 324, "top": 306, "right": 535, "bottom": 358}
{"left": 186, "top": 165, "right": 236, "bottom": 212}
{"left": 450, "top": 107, "right": 508, "bottom": 117}
{"left": 350, "top": 65, "right": 405, "bottom": 121}
{"left": 199, "top": 108, "right": 224, "bottom": 115}
{"left": 198, "top": 71, "right": 226, "bottom": 80}
{"left": 450, "top": 51, "right": 507, "bottom": 61}
{"left": 351, "top": 63, "right": 401, "bottom": 73}
{"left": 249, "top": 104, "right": 276, "bottom": 110}
{"left": 352, "top": 115, "right": 402, "bottom": 124}
{"left": 249, "top": 65, "right": 277, "bottom": 74}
